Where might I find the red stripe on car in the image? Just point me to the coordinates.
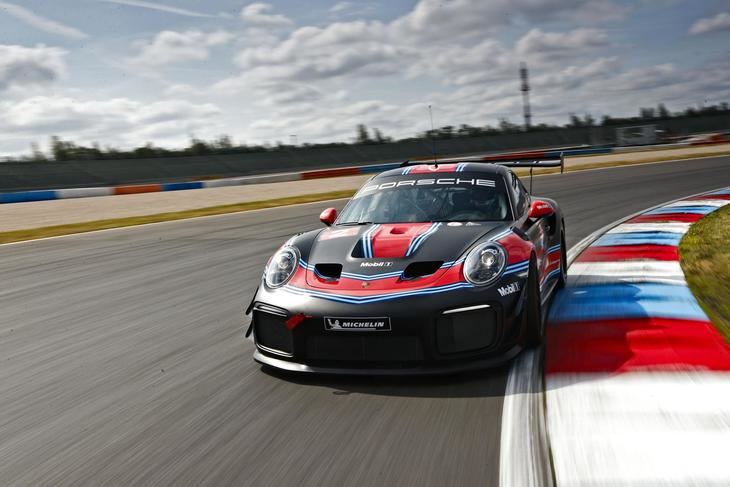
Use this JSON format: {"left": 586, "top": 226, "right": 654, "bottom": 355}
{"left": 370, "top": 223, "right": 434, "bottom": 258}
{"left": 406, "top": 164, "right": 461, "bottom": 174}
{"left": 498, "top": 232, "right": 533, "bottom": 264}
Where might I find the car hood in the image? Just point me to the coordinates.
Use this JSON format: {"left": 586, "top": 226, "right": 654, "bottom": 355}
{"left": 303, "top": 222, "right": 508, "bottom": 289}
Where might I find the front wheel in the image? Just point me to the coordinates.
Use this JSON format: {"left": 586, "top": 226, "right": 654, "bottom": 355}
{"left": 524, "top": 259, "right": 544, "bottom": 347}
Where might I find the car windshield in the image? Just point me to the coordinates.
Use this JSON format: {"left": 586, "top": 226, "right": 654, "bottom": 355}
{"left": 338, "top": 177, "right": 512, "bottom": 224}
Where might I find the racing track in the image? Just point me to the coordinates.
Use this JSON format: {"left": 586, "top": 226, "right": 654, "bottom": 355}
{"left": 1, "top": 156, "right": 728, "bottom": 486}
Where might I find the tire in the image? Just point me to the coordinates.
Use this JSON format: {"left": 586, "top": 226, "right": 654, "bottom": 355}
{"left": 557, "top": 230, "right": 568, "bottom": 288}
{"left": 524, "top": 259, "right": 544, "bottom": 347}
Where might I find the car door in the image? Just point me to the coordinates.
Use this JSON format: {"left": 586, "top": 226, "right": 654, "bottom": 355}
{"left": 509, "top": 172, "right": 549, "bottom": 293}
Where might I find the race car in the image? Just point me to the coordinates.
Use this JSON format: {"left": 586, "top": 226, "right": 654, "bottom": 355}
{"left": 244, "top": 156, "right": 567, "bottom": 374}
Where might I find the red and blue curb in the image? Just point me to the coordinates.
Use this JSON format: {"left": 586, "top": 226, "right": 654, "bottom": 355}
{"left": 546, "top": 187, "right": 730, "bottom": 374}
{"left": 544, "top": 187, "right": 730, "bottom": 486}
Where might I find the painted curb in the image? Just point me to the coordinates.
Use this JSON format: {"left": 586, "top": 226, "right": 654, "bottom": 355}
{"left": 545, "top": 186, "right": 730, "bottom": 486}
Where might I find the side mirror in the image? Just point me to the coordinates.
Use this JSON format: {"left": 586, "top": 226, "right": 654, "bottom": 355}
{"left": 528, "top": 200, "right": 554, "bottom": 219}
{"left": 319, "top": 208, "right": 337, "bottom": 226}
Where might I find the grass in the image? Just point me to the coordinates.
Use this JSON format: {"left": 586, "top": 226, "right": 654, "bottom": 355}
{"left": 680, "top": 204, "right": 730, "bottom": 344}
{"left": 2, "top": 149, "right": 729, "bottom": 245}
{"left": 0, "top": 190, "right": 356, "bottom": 244}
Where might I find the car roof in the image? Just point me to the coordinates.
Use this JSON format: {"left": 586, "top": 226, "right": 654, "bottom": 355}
{"left": 372, "top": 162, "right": 510, "bottom": 180}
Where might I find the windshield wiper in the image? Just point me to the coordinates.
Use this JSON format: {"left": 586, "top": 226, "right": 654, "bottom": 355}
{"left": 337, "top": 221, "right": 374, "bottom": 226}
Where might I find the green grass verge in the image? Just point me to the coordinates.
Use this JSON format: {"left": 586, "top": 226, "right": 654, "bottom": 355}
{"left": 0, "top": 190, "right": 356, "bottom": 244}
{"left": 680, "top": 204, "right": 730, "bottom": 344}
{"left": 2, "top": 149, "right": 729, "bottom": 245}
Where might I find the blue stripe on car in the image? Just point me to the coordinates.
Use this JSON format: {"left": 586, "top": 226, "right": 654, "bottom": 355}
{"left": 405, "top": 222, "right": 441, "bottom": 257}
{"left": 282, "top": 282, "right": 475, "bottom": 304}
{"left": 504, "top": 260, "right": 529, "bottom": 276}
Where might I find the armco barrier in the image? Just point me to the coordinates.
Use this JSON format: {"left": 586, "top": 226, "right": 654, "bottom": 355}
{"left": 1, "top": 144, "right": 570, "bottom": 204}
{"left": 0, "top": 127, "right": 606, "bottom": 192}
{"left": 0, "top": 160, "right": 402, "bottom": 204}
{"left": 0, "top": 143, "right": 721, "bottom": 205}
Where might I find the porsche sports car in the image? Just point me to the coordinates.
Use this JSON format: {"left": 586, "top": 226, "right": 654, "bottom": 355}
{"left": 245, "top": 156, "right": 567, "bottom": 374}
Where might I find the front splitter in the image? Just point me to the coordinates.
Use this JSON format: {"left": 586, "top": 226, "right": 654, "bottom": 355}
{"left": 253, "top": 347, "right": 523, "bottom": 376}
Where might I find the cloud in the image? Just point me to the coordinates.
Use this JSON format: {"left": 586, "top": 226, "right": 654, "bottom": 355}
{"left": 130, "top": 30, "right": 233, "bottom": 66}
{"left": 393, "top": 0, "right": 628, "bottom": 41}
{"left": 0, "top": 1, "right": 87, "bottom": 39}
{"left": 255, "top": 83, "right": 326, "bottom": 106}
{"left": 689, "top": 12, "right": 730, "bottom": 35}
{"left": 330, "top": 2, "right": 354, "bottom": 14}
{"left": 97, "top": 0, "right": 213, "bottom": 18}
{"left": 0, "top": 96, "right": 221, "bottom": 151}
{"left": 515, "top": 28, "right": 610, "bottom": 57}
{"left": 329, "top": 1, "right": 375, "bottom": 18}
{"left": 237, "top": 53, "right": 730, "bottom": 145}
{"left": 3, "top": 0, "right": 726, "bottom": 155}
{"left": 532, "top": 56, "right": 621, "bottom": 89}
{"left": 247, "top": 97, "right": 407, "bottom": 143}
{"left": 0, "top": 44, "right": 67, "bottom": 92}
{"left": 240, "top": 3, "right": 292, "bottom": 26}
{"left": 228, "top": 0, "right": 623, "bottom": 88}
{"left": 231, "top": 20, "right": 415, "bottom": 83}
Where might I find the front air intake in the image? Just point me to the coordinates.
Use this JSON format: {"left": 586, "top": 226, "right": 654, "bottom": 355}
{"left": 436, "top": 307, "right": 497, "bottom": 354}
{"left": 253, "top": 308, "right": 294, "bottom": 356}
{"left": 314, "top": 263, "right": 342, "bottom": 280}
{"left": 402, "top": 261, "right": 443, "bottom": 280}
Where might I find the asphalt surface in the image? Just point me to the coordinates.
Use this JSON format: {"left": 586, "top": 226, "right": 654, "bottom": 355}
{"left": 1, "top": 156, "right": 728, "bottom": 486}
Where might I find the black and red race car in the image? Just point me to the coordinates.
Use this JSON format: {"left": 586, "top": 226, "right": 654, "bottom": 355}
{"left": 245, "top": 156, "right": 567, "bottom": 374}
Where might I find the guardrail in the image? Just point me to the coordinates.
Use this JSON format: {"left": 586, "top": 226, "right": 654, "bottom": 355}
{"left": 0, "top": 141, "right": 726, "bottom": 205}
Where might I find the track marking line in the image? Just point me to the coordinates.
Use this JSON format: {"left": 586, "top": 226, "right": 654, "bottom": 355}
{"left": 0, "top": 197, "right": 352, "bottom": 247}
{"left": 499, "top": 348, "right": 555, "bottom": 487}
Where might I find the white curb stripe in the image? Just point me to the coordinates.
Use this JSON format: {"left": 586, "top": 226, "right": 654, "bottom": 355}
{"left": 499, "top": 349, "right": 554, "bottom": 487}
{"left": 662, "top": 199, "right": 728, "bottom": 208}
{"left": 56, "top": 187, "right": 114, "bottom": 199}
{"left": 546, "top": 373, "right": 730, "bottom": 487}
{"left": 568, "top": 261, "right": 686, "bottom": 285}
{"left": 605, "top": 222, "right": 691, "bottom": 234}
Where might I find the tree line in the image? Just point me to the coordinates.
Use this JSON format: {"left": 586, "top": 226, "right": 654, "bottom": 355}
{"left": 9, "top": 102, "right": 730, "bottom": 163}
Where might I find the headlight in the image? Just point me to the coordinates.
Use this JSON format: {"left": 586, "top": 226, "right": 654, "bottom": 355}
{"left": 265, "top": 246, "right": 299, "bottom": 288}
{"left": 463, "top": 242, "right": 507, "bottom": 286}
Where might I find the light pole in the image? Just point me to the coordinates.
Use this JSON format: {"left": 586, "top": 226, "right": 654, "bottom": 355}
{"left": 520, "top": 63, "right": 532, "bottom": 131}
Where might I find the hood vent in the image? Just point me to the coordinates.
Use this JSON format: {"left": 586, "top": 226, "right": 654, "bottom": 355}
{"left": 314, "top": 263, "right": 342, "bottom": 280}
{"left": 402, "top": 261, "right": 443, "bottom": 280}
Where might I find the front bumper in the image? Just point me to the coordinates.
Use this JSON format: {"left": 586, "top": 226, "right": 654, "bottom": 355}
{"left": 253, "top": 347, "right": 522, "bottom": 375}
{"left": 248, "top": 280, "right": 527, "bottom": 375}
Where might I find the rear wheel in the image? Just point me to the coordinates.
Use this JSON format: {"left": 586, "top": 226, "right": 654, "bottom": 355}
{"left": 524, "top": 259, "right": 544, "bottom": 347}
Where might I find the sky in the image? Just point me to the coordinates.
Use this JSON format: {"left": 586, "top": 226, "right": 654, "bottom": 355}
{"left": 0, "top": 0, "right": 729, "bottom": 157}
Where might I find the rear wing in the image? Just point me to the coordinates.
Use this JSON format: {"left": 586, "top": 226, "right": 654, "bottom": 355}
{"left": 478, "top": 153, "right": 564, "bottom": 172}
{"left": 400, "top": 152, "right": 565, "bottom": 173}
